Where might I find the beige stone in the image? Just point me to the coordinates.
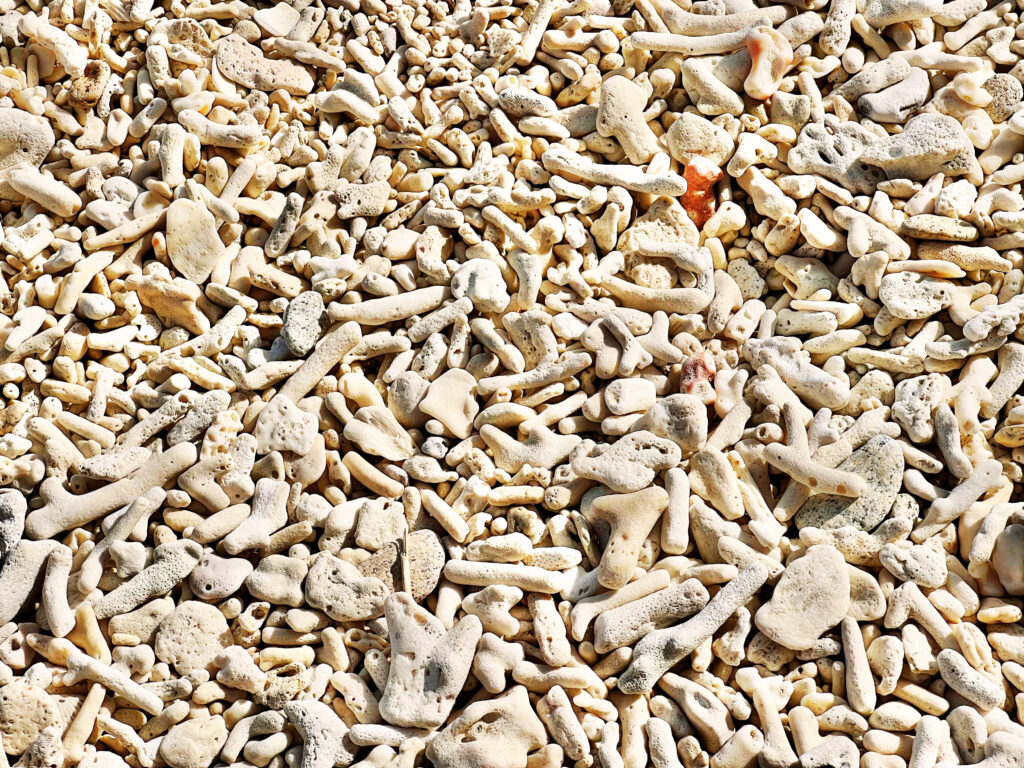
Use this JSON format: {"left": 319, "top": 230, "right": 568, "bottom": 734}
{"left": 154, "top": 601, "right": 234, "bottom": 675}
{"left": 159, "top": 717, "right": 228, "bottom": 768}
{"left": 755, "top": 546, "right": 850, "bottom": 651}
{"left": 165, "top": 198, "right": 225, "bottom": 283}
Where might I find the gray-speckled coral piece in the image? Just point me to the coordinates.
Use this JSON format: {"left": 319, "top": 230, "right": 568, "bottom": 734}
{"left": 860, "top": 113, "right": 976, "bottom": 180}
{"left": 796, "top": 435, "right": 904, "bottom": 531}
{"left": 0, "top": 490, "right": 24, "bottom": 567}
{"left": 281, "top": 292, "right": 325, "bottom": 357}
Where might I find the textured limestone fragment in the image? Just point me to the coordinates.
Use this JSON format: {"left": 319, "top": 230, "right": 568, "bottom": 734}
{"left": 901, "top": 214, "right": 979, "bottom": 242}
{"left": 745, "top": 336, "right": 851, "bottom": 410}
{"left": 0, "top": 682, "right": 62, "bottom": 755}
{"left": 222, "top": 478, "right": 288, "bottom": 555}
{"left": 188, "top": 552, "right": 253, "bottom": 601}
{"left": 619, "top": 563, "right": 769, "bottom": 693}
{"left": 253, "top": 3, "right": 299, "bottom": 35}
{"left": 0, "top": 108, "right": 54, "bottom": 173}
{"left": 536, "top": 686, "right": 589, "bottom": 760}
{"left": 254, "top": 397, "right": 318, "bottom": 454}
{"left": 859, "top": 67, "right": 930, "bottom": 122}
{"left": 154, "top": 601, "right": 233, "bottom": 675}
{"left": 0, "top": 490, "right": 24, "bottom": 567}
{"left": 863, "top": 0, "right": 941, "bottom": 25}
{"left": 755, "top": 545, "right": 850, "bottom": 651}
{"left": 879, "top": 541, "right": 948, "bottom": 588}
{"left": 342, "top": 406, "right": 416, "bottom": 461}
{"left": 861, "top": 113, "right": 977, "bottom": 180}
{"left": 284, "top": 700, "right": 356, "bottom": 768}
{"left": 631, "top": 394, "right": 708, "bottom": 452}
{"left": 937, "top": 649, "right": 1006, "bottom": 710}
{"left": 585, "top": 486, "right": 670, "bottom": 589}
{"left": 596, "top": 76, "right": 659, "bottom": 164}
{"left": 378, "top": 593, "right": 482, "bottom": 729}
{"left": 246, "top": 554, "right": 308, "bottom": 607}
{"left": 878, "top": 273, "right": 954, "bottom": 320}
{"left": 787, "top": 119, "right": 885, "bottom": 194}
{"left": 305, "top": 552, "right": 388, "bottom": 621}
{"left": 594, "top": 579, "right": 710, "bottom": 653}
{"left": 799, "top": 736, "right": 859, "bottom": 768}
{"left": 984, "top": 74, "right": 1022, "bottom": 121}
{"left": 215, "top": 645, "right": 267, "bottom": 694}
{"left": 159, "top": 717, "right": 227, "bottom": 768}
{"left": 216, "top": 35, "right": 314, "bottom": 95}
{"left": 462, "top": 585, "right": 522, "bottom": 636}
{"left": 892, "top": 374, "right": 946, "bottom": 443}
{"left": 425, "top": 686, "right": 547, "bottom": 768}
{"left": 450, "top": 260, "right": 510, "bottom": 313}
{"left": 165, "top": 198, "right": 225, "bottom": 283}
{"left": 604, "top": 378, "right": 656, "bottom": 416}
{"left": 847, "top": 565, "right": 886, "bottom": 621}
{"left": 353, "top": 498, "right": 407, "bottom": 552}
{"left": 334, "top": 181, "right": 391, "bottom": 218}
{"left": 618, "top": 198, "right": 700, "bottom": 258}
{"left": 572, "top": 431, "right": 681, "bottom": 493}
{"left": 107, "top": 598, "right": 174, "bottom": 645}
{"left": 417, "top": 369, "right": 479, "bottom": 439}
{"left": 665, "top": 112, "right": 735, "bottom": 166}
{"left": 12, "top": 725, "right": 62, "bottom": 768}
{"left": 357, "top": 529, "right": 445, "bottom": 601}
{"left": 480, "top": 424, "right": 581, "bottom": 473}
{"left": 93, "top": 539, "right": 203, "bottom": 620}
{"left": 281, "top": 292, "right": 325, "bottom": 357}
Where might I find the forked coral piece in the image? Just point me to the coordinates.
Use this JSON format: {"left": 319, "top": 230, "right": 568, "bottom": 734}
{"left": 378, "top": 593, "right": 483, "bottom": 729}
